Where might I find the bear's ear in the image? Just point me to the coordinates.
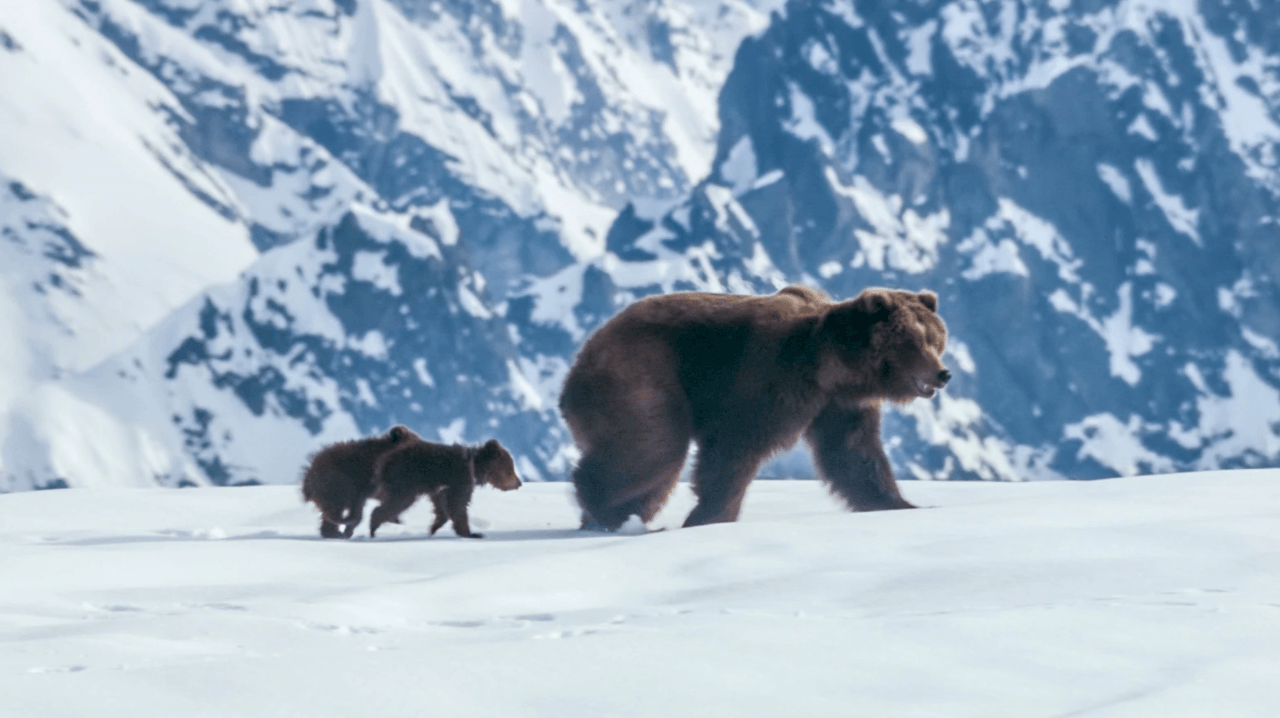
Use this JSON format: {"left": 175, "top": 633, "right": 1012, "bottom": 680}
{"left": 918, "top": 291, "right": 938, "bottom": 313}
{"left": 476, "top": 438, "right": 503, "bottom": 460}
{"left": 852, "top": 290, "right": 891, "bottom": 319}
{"left": 820, "top": 293, "right": 889, "bottom": 344}
{"left": 388, "top": 425, "right": 411, "bottom": 442}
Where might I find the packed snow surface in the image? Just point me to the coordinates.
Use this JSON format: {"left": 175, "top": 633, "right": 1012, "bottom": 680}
{"left": 3, "top": 471, "right": 1279, "bottom": 717}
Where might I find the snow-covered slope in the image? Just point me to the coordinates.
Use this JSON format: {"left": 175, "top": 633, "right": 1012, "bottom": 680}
{"left": 79, "top": 208, "right": 566, "bottom": 487}
{"left": 0, "top": 0, "right": 784, "bottom": 489}
{"left": 61, "top": 0, "right": 784, "bottom": 260}
{"left": 0, "top": 0, "right": 258, "bottom": 459}
{"left": 3, "top": 471, "right": 1279, "bottom": 716}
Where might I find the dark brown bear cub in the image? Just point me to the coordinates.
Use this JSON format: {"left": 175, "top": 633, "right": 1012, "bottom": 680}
{"left": 301, "top": 425, "right": 419, "bottom": 538}
{"left": 369, "top": 439, "right": 522, "bottom": 538}
{"left": 560, "top": 284, "right": 950, "bottom": 531}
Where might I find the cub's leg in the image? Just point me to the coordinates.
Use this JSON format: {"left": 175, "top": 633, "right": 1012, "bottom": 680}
{"left": 369, "top": 489, "right": 421, "bottom": 538}
{"left": 340, "top": 490, "right": 372, "bottom": 539}
{"left": 429, "top": 489, "right": 450, "bottom": 536}
{"left": 446, "top": 484, "right": 481, "bottom": 538}
{"left": 319, "top": 517, "right": 343, "bottom": 539}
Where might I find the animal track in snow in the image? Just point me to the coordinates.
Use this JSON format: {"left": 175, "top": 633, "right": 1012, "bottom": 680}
{"left": 298, "top": 621, "right": 382, "bottom": 635}
{"left": 27, "top": 665, "right": 86, "bottom": 674}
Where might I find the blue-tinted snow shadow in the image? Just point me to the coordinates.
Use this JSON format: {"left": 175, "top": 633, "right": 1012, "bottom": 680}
{"left": 46, "top": 527, "right": 603, "bottom": 546}
{"left": 358, "top": 527, "right": 597, "bottom": 543}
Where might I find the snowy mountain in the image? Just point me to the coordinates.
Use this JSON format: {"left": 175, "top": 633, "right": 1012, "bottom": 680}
{"left": 2, "top": 0, "right": 1279, "bottom": 490}
{"left": 3, "top": 472, "right": 1280, "bottom": 715}
{"left": 0, "top": 0, "right": 782, "bottom": 489}
{"left": 563, "top": 0, "right": 1280, "bottom": 480}
{"left": 35, "top": 208, "right": 565, "bottom": 488}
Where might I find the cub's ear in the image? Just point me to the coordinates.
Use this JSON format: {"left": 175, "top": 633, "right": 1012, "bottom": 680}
{"left": 387, "top": 425, "right": 412, "bottom": 442}
{"left": 918, "top": 291, "right": 938, "bottom": 313}
{"left": 477, "top": 438, "right": 503, "bottom": 458}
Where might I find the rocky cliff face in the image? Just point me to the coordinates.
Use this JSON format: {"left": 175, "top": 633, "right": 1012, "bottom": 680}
{"left": 2, "top": 0, "right": 1277, "bottom": 490}
{"left": 583, "top": 0, "right": 1280, "bottom": 480}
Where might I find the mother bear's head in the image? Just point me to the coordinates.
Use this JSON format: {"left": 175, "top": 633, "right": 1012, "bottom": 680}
{"left": 815, "top": 288, "right": 950, "bottom": 403}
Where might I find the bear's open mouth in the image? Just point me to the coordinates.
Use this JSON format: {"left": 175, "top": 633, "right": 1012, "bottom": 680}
{"left": 914, "top": 378, "right": 937, "bottom": 398}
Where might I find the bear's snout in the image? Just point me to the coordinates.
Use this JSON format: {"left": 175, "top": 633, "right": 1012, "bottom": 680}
{"left": 912, "top": 366, "right": 951, "bottom": 398}
{"left": 494, "top": 472, "right": 522, "bottom": 491}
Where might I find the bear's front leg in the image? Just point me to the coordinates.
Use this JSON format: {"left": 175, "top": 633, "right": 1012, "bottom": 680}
{"left": 804, "top": 401, "right": 915, "bottom": 511}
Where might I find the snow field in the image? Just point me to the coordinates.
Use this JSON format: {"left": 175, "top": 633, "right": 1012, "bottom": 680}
{"left": 3, "top": 470, "right": 1280, "bottom": 717}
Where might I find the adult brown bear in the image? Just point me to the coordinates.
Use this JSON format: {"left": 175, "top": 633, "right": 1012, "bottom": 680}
{"left": 559, "top": 285, "right": 950, "bottom": 530}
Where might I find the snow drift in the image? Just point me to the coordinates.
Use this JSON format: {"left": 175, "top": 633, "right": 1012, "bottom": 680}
{"left": 2, "top": 469, "right": 1279, "bottom": 716}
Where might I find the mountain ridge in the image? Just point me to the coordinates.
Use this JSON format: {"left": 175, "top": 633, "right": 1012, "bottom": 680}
{"left": 2, "top": 0, "right": 1279, "bottom": 490}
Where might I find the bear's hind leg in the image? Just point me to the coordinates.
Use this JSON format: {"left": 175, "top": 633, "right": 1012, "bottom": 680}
{"left": 565, "top": 357, "right": 693, "bottom": 531}
{"left": 369, "top": 490, "right": 421, "bottom": 537}
{"left": 573, "top": 451, "right": 636, "bottom": 531}
{"left": 340, "top": 492, "right": 370, "bottom": 539}
{"left": 637, "top": 460, "right": 685, "bottom": 523}
{"left": 683, "top": 436, "right": 771, "bottom": 527}
{"left": 319, "top": 517, "right": 343, "bottom": 539}
{"left": 574, "top": 436, "right": 689, "bottom": 531}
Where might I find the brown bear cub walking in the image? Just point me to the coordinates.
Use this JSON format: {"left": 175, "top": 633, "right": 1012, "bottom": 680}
{"left": 369, "top": 439, "right": 522, "bottom": 539}
{"left": 560, "top": 284, "right": 950, "bottom": 530}
{"left": 301, "top": 425, "right": 419, "bottom": 539}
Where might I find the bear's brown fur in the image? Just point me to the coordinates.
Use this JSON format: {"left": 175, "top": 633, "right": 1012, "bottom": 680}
{"left": 369, "top": 438, "right": 522, "bottom": 538}
{"left": 559, "top": 284, "right": 950, "bottom": 530}
{"left": 300, "top": 425, "right": 419, "bottom": 538}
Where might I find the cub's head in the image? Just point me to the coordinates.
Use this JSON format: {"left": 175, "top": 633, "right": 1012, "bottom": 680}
{"left": 474, "top": 439, "right": 522, "bottom": 491}
{"left": 818, "top": 288, "right": 950, "bottom": 402}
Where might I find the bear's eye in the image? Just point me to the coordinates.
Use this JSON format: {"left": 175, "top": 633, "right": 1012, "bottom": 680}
{"left": 904, "top": 323, "right": 929, "bottom": 351}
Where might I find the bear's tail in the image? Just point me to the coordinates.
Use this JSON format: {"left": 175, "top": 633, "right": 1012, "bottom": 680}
{"left": 300, "top": 480, "right": 314, "bottom": 503}
{"left": 299, "top": 461, "right": 318, "bottom": 503}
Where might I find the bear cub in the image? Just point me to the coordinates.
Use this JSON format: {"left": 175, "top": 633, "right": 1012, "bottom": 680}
{"left": 369, "top": 438, "right": 522, "bottom": 539}
{"left": 301, "top": 425, "right": 419, "bottom": 539}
